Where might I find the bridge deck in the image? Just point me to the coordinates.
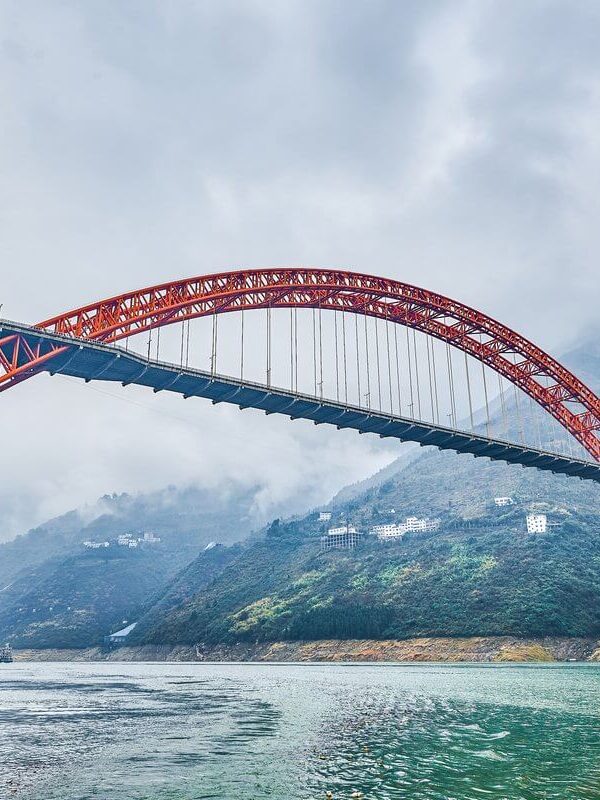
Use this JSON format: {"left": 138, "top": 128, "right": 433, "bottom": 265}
{"left": 2, "top": 320, "right": 599, "bottom": 483}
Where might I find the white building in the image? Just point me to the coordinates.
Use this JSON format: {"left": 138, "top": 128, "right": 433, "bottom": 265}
{"left": 83, "top": 541, "right": 110, "bottom": 549}
{"left": 404, "top": 517, "right": 440, "bottom": 533}
{"left": 526, "top": 514, "right": 547, "bottom": 533}
{"left": 319, "top": 511, "right": 332, "bottom": 522}
{"left": 494, "top": 497, "right": 514, "bottom": 507}
{"left": 328, "top": 525, "right": 356, "bottom": 535}
{"left": 370, "top": 523, "right": 407, "bottom": 540}
{"left": 142, "top": 532, "right": 161, "bottom": 544}
{"left": 321, "top": 525, "right": 363, "bottom": 550}
{"left": 117, "top": 534, "right": 133, "bottom": 546}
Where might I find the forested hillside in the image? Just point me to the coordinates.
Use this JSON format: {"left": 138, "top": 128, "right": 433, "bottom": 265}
{"left": 133, "top": 456, "right": 600, "bottom": 645}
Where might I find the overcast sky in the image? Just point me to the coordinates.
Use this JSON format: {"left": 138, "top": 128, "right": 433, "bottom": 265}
{"left": 1, "top": 0, "right": 599, "bottom": 540}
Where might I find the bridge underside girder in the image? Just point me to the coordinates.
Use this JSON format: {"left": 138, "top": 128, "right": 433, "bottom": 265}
{"left": 2, "top": 321, "right": 599, "bottom": 484}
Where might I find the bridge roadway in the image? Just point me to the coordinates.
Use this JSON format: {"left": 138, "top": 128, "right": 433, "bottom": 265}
{"left": 2, "top": 320, "right": 599, "bottom": 484}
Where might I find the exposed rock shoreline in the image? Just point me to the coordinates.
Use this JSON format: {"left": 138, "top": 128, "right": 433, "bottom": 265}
{"left": 13, "top": 636, "right": 600, "bottom": 663}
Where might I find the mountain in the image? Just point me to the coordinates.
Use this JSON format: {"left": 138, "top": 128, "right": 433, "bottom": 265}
{"left": 3, "top": 332, "right": 599, "bottom": 650}
{"left": 129, "top": 335, "right": 600, "bottom": 647}
{"left": 0, "top": 482, "right": 280, "bottom": 647}
{"left": 132, "top": 453, "right": 599, "bottom": 646}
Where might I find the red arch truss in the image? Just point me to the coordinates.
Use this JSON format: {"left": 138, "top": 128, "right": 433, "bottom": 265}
{"left": 1, "top": 267, "right": 599, "bottom": 460}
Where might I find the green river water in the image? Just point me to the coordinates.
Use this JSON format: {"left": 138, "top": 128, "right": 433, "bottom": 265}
{"left": 1, "top": 662, "right": 599, "bottom": 799}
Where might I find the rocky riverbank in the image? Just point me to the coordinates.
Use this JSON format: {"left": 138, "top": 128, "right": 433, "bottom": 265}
{"left": 13, "top": 636, "right": 600, "bottom": 663}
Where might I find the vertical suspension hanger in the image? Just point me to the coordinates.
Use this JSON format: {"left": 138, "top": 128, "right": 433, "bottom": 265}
{"left": 431, "top": 337, "right": 440, "bottom": 424}
{"left": 412, "top": 329, "right": 422, "bottom": 420}
{"left": 479, "top": 334, "right": 491, "bottom": 437}
{"left": 342, "top": 308, "right": 348, "bottom": 405}
{"left": 210, "top": 307, "right": 218, "bottom": 376}
{"left": 334, "top": 309, "right": 340, "bottom": 402}
{"left": 394, "top": 321, "right": 402, "bottom": 417}
{"left": 312, "top": 307, "right": 317, "bottom": 397}
{"left": 185, "top": 318, "right": 191, "bottom": 368}
{"left": 266, "top": 303, "right": 272, "bottom": 388}
{"left": 405, "top": 327, "right": 414, "bottom": 418}
{"left": 240, "top": 306, "right": 245, "bottom": 383}
{"left": 445, "top": 339, "right": 457, "bottom": 428}
{"left": 498, "top": 371, "right": 508, "bottom": 437}
{"left": 355, "top": 312, "right": 361, "bottom": 408}
{"left": 426, "top": 334, "right": 435, "bottom": 423}
{"left": 374, "top": 315, "right": 382, "bottom": 412}
{"left": 511, "top": 352, "right": 525, "bottom": 444}
{"left": 287, "top": 304, "right": 292, "bottom": 390}
{"left": 464, "top": 350, "right": 475, "bottom": 430}
{"left": 294, "top": 306, "right": 298, "bottom": 393}
{"left": 363, "top": 312, "right": 371, "bottom": 409}
{"left": 318, "top": 300, "right": 323, "bottom": 399}
{"left": 180, "top": 318, "right": 185, "bottom": 368}
{"left": 385, "top": 308, "right": 393, "bottom": 414}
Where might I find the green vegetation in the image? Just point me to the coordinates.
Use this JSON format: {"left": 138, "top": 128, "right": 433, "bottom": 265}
{"left": 137, "top": 501, "right": 600, "bottom": 645}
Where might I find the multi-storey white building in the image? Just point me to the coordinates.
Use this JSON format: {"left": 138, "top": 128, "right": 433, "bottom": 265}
{"left": 369, "top": 523, "right": 406, "bottom": 540}
{"left": 83, "top": 541, "right": 110, "bottom": 549}
{"left": 494, "top": 497, "right": 514, "bottom": 507}
{"left": 142, "top": 532, "right": 161, "bottom": 543}
{"left": 526, "top": 514, "right": 547, "bottom": 533}
{"left": 321, "top": 525, "right": 362, "bottom": 550}
{"left": 405, "top": 516, "right": 440, "bottom": 533}
{"left": 319, "top": 511, "right": 332, "bottom": 522}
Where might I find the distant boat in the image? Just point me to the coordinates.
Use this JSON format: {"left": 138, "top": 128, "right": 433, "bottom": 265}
{"left": 0, "top": 644, "right": 13, "bottom": 663}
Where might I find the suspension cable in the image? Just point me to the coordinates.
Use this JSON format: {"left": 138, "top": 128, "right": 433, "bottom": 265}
{"left": 312, "top": 308, "right": 317, "bottom": 397}
{"left": 185, "top": 319, "right": 191, "bottom": 368}
{"left": 375, "top": 317, "right": 382, "bottom": 411}
{"left": 431, "top": 337, "right": 439, "bottom": 423}
{"left": 511, "top": 352, "right": 525, "bottom": 444}
{"left": 355, "top": 313, "right": 361, "bottom": 407}
{"left": 479, "top": 335, "right": 491, "bottom": 436}
{"left": 294, "top": 307, "right": 298, "bottom": 392}
{"left": 266, "top": 305, "right": 272, "bottom": 388}
{"left": 498, "top": 372, "right": 508, "bottom": 437}
{"left": 413, "top": 329, "right": 422, "bottom": 419}
{"left": 334, "top": 310, "right": 340, "bottom": 402}
{"left": 318, "top": 303, "right": 324, "bottom": 399}
{"left": 464, "top": 351, "right": 474, "bottom": 430}
{"left": 290, "top": 307, "right": 294, "bottom": 391}
{"left": 180, "top": 320, "right": 185, "bottom": 368}
{"left": 445, "top": 341, "right": 457, "bottom": 428}
{"left": 406, "top": 327, "right": 414, "bottom": 418}
{"left": 530, "top": 395, "right": 542, "bottom": 449}
{"left": 394, "top": 323, "right": 402, "bottom": 416}
{"left": 240, "top": 308, "right": 244, "bottom": 382}
{"left": 210, "top": 310, "right": 217, "bottom": 376}
{"left": 342, "top": 310, "right": 348, "bottom": 404}
{"left": 426, "top": 334, "right": 435, "bottom": 423}
{"left": 364, "top": 313, "right": 371, "bottom": 409}
{"left": 385, "top": 311, "right": 393, "bottom": 414}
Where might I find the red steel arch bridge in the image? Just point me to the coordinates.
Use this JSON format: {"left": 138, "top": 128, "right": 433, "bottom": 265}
{"left": 1, "top": 268, "right": 599, "bottom": 482}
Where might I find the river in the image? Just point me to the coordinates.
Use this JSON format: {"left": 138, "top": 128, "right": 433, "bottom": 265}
{"left": 1, "top": 662, "right": 599, "bottom": 799}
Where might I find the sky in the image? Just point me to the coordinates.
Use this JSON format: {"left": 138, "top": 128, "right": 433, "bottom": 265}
{"left": 1, "top": 0, "right": 599, "bottom": 540}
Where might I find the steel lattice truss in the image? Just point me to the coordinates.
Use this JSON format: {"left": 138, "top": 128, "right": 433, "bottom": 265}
{"left": 1, "top": 268, "right": 599, "bottom": 461}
